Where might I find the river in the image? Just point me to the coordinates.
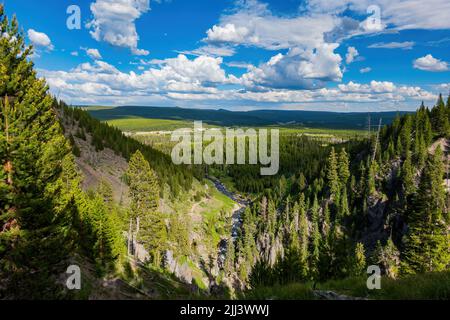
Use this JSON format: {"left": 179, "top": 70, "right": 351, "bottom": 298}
{"left": 208, "top": 178, "right": 250, "bottom": 265}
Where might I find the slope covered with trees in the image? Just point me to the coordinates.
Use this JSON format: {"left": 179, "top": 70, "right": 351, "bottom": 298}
{"left": 228, "top": 95, "right": 450, "bottom": 291}
{"left": 0, "top": 8, "right": 127, "bottom": 298}
{"left": 0, "top": 7, "right": 199, "bottom": 299}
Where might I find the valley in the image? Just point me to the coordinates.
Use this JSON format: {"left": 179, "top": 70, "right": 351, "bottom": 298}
{"left": 0, "top": 4, "right": 449, "bottom": 303}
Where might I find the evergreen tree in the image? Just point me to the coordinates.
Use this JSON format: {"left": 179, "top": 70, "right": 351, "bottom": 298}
{"left": 224, "top": 238, "right": 235, "bottom": 276}
{"left": 139, "top": 211, "right": 167, "bottom": 267}
{"left": 126, "top": 150, "right": 160, "bottom": 215}
{"left": 298, "top": 199, "right": 309, "bottom": 279}
{"left": 126, "top": 151, "right": 164, "bottom": 266}
{"left": 413, "top": 131, "right": 427, "bottom": 168}
{"left": 327, "top": 147, "right": 340, "bottom": 200}
{"left": 338, "top": 187, "right": 350, "bottom": 219}
{"left": 338, "top": 148, "right": 350, "bottom": 186}
{"left": 309, "top": 218, "right": 321, "bottom": 280}
{"left": 431, "top": 94, "right": 450, "bottom": 137}
{"left": 0, "top": 8, "right": 79, "bottom": 298}
{"left": 402, "top": 148, "right": 450, "bottom": 274}
{"left": 351, "top": 243, "right": 366, "bottom": 276}
{"left": 400, "top": 115, "right": 413, "bottom": 157}
{"left": 401, "top": 151, "right": 416, "bottom": 196}
{"left": 367, "top": 160, "right": 378, "bottom": 195}
{"left": 97, "top": 179, "right": 114, "bottom": 208}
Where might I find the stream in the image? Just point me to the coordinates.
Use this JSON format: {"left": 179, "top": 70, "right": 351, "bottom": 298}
{"left": 208, "top": 178, "right": 250, "bottom": 265}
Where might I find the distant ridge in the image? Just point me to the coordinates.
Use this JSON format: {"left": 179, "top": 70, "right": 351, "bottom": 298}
{"left": 85, "top": 105, "right": 411, "bottom": 130}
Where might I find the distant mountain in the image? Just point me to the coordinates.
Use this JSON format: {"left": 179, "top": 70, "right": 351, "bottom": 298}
{"left": 85, "top": 105, "right": 411, "bottom": 130}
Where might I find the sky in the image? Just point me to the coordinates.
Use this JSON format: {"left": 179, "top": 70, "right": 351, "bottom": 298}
{"left": 4, "top": 0, "right": 450, "bottom": 112}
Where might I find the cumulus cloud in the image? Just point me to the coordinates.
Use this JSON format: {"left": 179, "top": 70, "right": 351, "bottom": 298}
{"left": 345, "top": 46, "right": 358, "bottom": 64}
{"left": 27, "top": 29, "right": 53, "bottom": 50}
{"left": 368, "top": 41, "right": 415, "bottom": 50}
{"left": 166, "top": 82, "right": 436, "bottom": 107}
{"left": 203, "top": 1, "right": 344, "bottom": 90}
{"left": 87, "top": 0, "right": 150, "bottom": 55}
{"left": 205, "top": 1, "right": 339, "bottom": 50}
{"left": 360, "top": 67, "right": 372, "bottom": 73}
{"left": 206, "top": 24, "right": 250, "bottom": 44}
{"left": 413, "top": 54, "right": 449, "bottom": 72}
{"left": 83, "top": 48, "right": 103, "bottom": 60}
{"left": 339, "top": 80, "right": 396, "bottom": 93}
{"left": 241, "top": 44, "right": 343, "bottom": 90}
{"left": 39, "top": 54, "right": 239, "bottom": 101}
{"left": 39, "top": 54, "right": 436, "bottom": 111}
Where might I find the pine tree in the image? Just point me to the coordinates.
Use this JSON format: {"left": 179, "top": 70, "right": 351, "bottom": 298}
{"left": 309, "top": 203, "right": 321, "bottom": 280}
{"left": 402, "top": 148, "right": 450, "bottom": 274}
{"left": 423, "top": 111, "right": 433, "bottom": 146}
{"left": 0, "top": 8, "right": 79, "bottom": 298}
{"left": 384, "top": 238, "right": 400, "bottom": 278}
{"left": 298, "top": 199, "right": 309, "bottom": 279}
{"left": 224, "top": 238, "right": 235, "bottom": 276}
{"left": 98, "top": 179, "right": 114, "bottom": 208}
{"left": 126, "top": 150, "right": 164, "bottom": 265}
{"left": 351, "top": 243, "right": 366, "bottom": 276}
{"left": 126, "top": 150, "right": 160, "bottom": 216}
{"left": 413, "top": 132, "right": 427, "bottom": 168}
{"left": 401, "top": 151, "right": 416, "bottom": 196}
{"left": 400, "top": 115, "right": 413, "bottom": 157}
{"left": 139, "top": 211, "right": 167, "bottom": 266}
{"left": 367, "top": 160, "right": 378, "bottom": 195}
{"left": 431, "top": 94, "right": 450, "bottom": 137}
{"left": 338, "top": 148, "right": 350, "bottom": 186}
{"left": 338, "top": 187, "right": 350, "bottom": 219}
{"left": 327, "top": 147, "right": 340, "bottom": 200}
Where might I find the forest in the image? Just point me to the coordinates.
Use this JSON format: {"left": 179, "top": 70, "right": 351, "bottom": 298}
{"left": 0, "top": 6, "right": 449, "bottom": 300}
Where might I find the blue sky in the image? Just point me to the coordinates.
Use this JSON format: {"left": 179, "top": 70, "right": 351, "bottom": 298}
{"left": 4, "top": 0, "right": 450, "bottom": 111}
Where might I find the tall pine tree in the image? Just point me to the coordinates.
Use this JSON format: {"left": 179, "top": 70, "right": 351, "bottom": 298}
{"left": 0, "top": 7, "right": 79, "bottom": 298}
{"left": 402, "top": 148, "right": 449, "bottom": 274}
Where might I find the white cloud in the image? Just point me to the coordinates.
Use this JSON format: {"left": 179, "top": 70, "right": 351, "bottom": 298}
{"left": 241, "top": 44, "right": 343, "bottom": 90}
{"left": 34, "top": 0, "right": 449, "bottom": 111}
{"left": 39, "top": 56, "right": 437, "bottom": 111}
{"left": 368, "top": 41, "right": 415, "bottom": 50}
{"left": 70, "top": 51, "right": 79, "bottom": 57}
{"left": 132, "top": 48, "right": 150, "bottom": 56}
{"left": 166, "top": 82, "right": 436, "bottom": 107}
{"left": 178, "top": 45, "right": 236, "bottom": 57}
{"left": 437, "top": 83, "right": 450, "bottom": 91}
{"left": 226, "top": 61, "right": 252, "bottom": 69}
{"left": 87, "top": 0, "right": 150, "bottom": 55}
{"left": 204, "top": 0, "right": 339, "bottom": 51}
{"left": 27, "top": 29, "right": 53, "bottom": 50}
{"left": 307, "top": 0, "right": 450, "bottom": 30}
{"left": 413, "top": 54, "right": 449, "bottom": 72}
{"left": 204, "top": 1, "right": 344, "bottom": 90}
{"left": 345, "top": 46, "right": 358, "bottom": 64}
{"left": 39, "top": 54, "right": 238, "bottom": 101}
{"left": 83, "top": 48, "right": 102, "bottom": 60}
{"left": 339, "top": 80, "right": 396, "bottom": 93}
{"left": 206, "top": 24, "right": 250, "bottom": 44}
